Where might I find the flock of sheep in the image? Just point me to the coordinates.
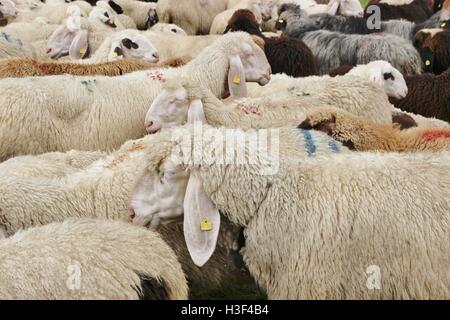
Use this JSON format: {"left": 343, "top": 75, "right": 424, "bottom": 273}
{"left": 0, "top": 0, "right": 449, "bottom": 300}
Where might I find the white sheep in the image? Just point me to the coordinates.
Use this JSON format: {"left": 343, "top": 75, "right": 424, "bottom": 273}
{"left": 0, "top": 145, "right": 255, "bottom": 295}
{"left": 149, "top": 23, "right": 187, "bottom": 36}
{"left": 0, "top": 32, "right": 271, "bottom": 160}
{"left": 0, "top": 18, "right": 59, "bottom": 43}
{"left": 0, "top": 31, "right": 36, "bottom": 59}
{"left": 107, "top": 0, "right": 157, "bottom": 29}
{"left": 12, "top": 1, "right": 93, "bottom": 24}
{"left": 153, "top": 0, "right": 229, "bottom": 35}
{"left": 0, "top": 218, "right": 188, "bottom": 299}
{"left": 125, "top": 124, "right": 450, "bottom": 299}
{"left": 244, "top": 61, "right": 449, "bottom": 128}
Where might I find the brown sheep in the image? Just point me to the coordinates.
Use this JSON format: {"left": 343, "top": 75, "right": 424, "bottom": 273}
{"left": 414, "top": 29, "right": 450, "bottom": 74}
{"left": 389, "top": 68, "right": 450, "bottom": 122}
{"left": 364, "top": 0, "right": 435, "bottom": 23}
{"left": 298, "top": 107, "right": 450, "bottom": 152}
{"left": 0, "top": 56, "right": 189, "bottom": 78}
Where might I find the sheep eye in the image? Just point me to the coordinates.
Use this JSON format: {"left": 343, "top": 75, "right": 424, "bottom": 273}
{"left": 171, "top": 29, "right": 177, "bottom": 33}
{"left": 383, "top": 72, "right": 394, "bottom": 81}
{"left": 104, "top": 12, "right": 109, "bottom": 18}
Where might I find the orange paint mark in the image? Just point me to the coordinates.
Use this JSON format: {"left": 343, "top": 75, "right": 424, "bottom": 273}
{"left": 105, "top": 141, "right": 145, "bottom": 169}
{"left": 422, "top": 129, "right": 450, "bottom": 142}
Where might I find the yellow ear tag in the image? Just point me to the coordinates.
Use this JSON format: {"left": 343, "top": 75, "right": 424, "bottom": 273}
{"left": 425, "top": 60, "right": 431, "bottom": 66}
{"left": 200, "top": 218, "right": 213, "bottom": 232}
{"left": 112, "top": 51, "right": 118, "bottom": 57}
{"left": 79, "top": 47, "right": 86, "bottom": 55}
{"left": 441, "top": 22, "right": 446, "bottom": 28}
{"left": 233, "top": 76, "right": 241, "bottom": 84}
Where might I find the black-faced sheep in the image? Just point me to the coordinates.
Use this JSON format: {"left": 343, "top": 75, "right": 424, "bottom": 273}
{"left": 225, "top": 9, "right": 317, "bottom": 77}
{"left": 414, "top": 28, "right": 450, "bottom": 74}
{"left": 389, "top": 68, "right": 450, "bottom": 122}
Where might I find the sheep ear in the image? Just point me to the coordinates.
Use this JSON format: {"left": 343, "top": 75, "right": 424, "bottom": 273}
{"left": 66, "top": 15, "right": 81, "bottom": 33}
{"left": 228, "top": 55, "right": 247, "bottom": 98}
{"left": 369, "top": 68, "right": 382, "bottom": 86}
{"left": 188, "top": 99, "right": 208, "bottom": 124}
{"left": 183, "top": 173, "right": 220, "bottom": 267}
{"left": 69, "top": 30, "right": 89, "bottom": 60}
{"left": 327, "top": 0, "right": 340, "bottom": 16}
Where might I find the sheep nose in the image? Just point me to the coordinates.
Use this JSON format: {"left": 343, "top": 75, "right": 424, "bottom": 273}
{"left": 128, "top": 207, "right": 136, "bottom": 220}
{"left": 152, "top": 53, "right": 160, "bottom": 61}
{"left": 47, "top": 48, "right": 52, "bottom": 54}
{"left": 145, "top": 121, "right": 154, "bottom": 132}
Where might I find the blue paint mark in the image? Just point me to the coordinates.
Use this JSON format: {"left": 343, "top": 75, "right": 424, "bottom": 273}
{"left": 1, "top": 32, "right": 10, "bottom": 42}
{"left": 298, "top": 129, "right": 316, "bottom": 156}
{"left": 328, "top": 137, "right": 340, "bottom": 153}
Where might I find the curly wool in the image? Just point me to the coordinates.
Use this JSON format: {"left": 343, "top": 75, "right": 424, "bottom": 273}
{"left": 363, "top": 0, "right": 433, "bottom": 23}
{"left": 0, "top": 219, "right": 188, "bottom": 300}
{"left": 389, "top": 69, "right": 450, "bottom": 122}
{"left": 0, "top": 57, "right": 189, "bottom": 78}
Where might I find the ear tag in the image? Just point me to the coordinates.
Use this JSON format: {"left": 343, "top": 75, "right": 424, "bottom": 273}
{"left": 233, "top": 76, "right": 241, "bottom": 84}
{"left": 200, "top": 218, "right": 213, "bottom": 232}
{"left": 79, "top": 47, "right": 86, "bottom": 55}
{"left": 112, "top": 51, "right": 118, "bottom": 57}
{"left": 441, "top": 22, "right": 446, "bottom": 28}
{"left": 231, "top": 86, "right": 240, "bottom": 96}
{"left": 425, "top": 60, "right": 431, "bottom": 66}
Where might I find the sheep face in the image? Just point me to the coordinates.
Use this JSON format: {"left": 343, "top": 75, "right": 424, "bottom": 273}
{"left": 108, "top": 32, "right": 160, "bottom": 62}
{"left": 129, "top": 155, "right": 189, "bottom": 230}
{"left": 89, "top": 7, "right": 117, "bottom": 28}
{"left": 145, "top": 85, "right": 190, "bottom": 134}
{"left": 0, "top": 0, "right": 18, "bottom": 19}
{"left": 239, "top": 40, "right": 272, "bottom": 85}
{"left": 366, "top": 62, "right": 408, "bottom": 99}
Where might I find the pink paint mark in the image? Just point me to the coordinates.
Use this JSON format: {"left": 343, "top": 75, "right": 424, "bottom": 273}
{"left": 146, "top": 70, "right": 165, "bottom": 82}
{"left": 422, "top": 129, "right": 450, "bottom": 141}
{"left": 235, "top": 103, "right": 262, "bottom": 116}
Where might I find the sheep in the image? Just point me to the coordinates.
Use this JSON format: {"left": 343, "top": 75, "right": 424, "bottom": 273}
{"left": 106, "top": 0, "right": 157, "bottom": 29}
{"left": 210, "top": 0, "right": 267, "bottom": 35}
{"left": 299, "top": 107, "right": 450, "bottom": 151}
{"left": 145, "top": 66, "right": 448, "bottom": 133}
{"left": 414, "top": 29, "right": 450, "bottom": 74}
{"left": 270, "top": 0, "right": 363, "bottom": 19}
{"left": 0, "top": 32, "right": 271, "bottom": 161}
{"left": 12, "top": 1, "right": 93, "bottom": 24}
{"left": 142, "top": 32, "right": 221, "bottom": 62}
{"left": 364, "top": 0, "right": 434, "bottom": 23}
{"left": 149, "top": 23, "right": 187, "bottom": 36}
{"left": 225, "top": 9, "right": 317, "bottom": 77}
{"left": 0, "top": 56, "right": 189, "bottom": 78}
{"left": 125, "top": 124, "right": 450, "bottom": 299}
{"left": 0, "top": 31, "right": 36, "bottom": 59}
{"left": 0, "top": 0, "right": 18, "bottom": 22}
{"left": 0, "top": 219, "right": 188, "bottom": 300}
{"left": 441, "top": 0, "right": 450, "bottom": 22}
{"left": 151, "top": 0, "right": 229, "bottom": 35}
{"left": 388, "top": 68, "right": 450, "bottom": 122}
{"left": 95, "top": 0, "right": 137, "bottom": 29}
{"left": 74, "top": 29, "right": 161, "bottom": 63}
{"left": 0, "top": 143, "right": 258, "bottom": 297}
{"left": 0, "top": 18, "right": 60, "bottom": 43}
{"left": 277, "top": 4, "right": 423, "bottom": 75}
{"left": 43, "top": 7, "right": 122, "bottom": 60}
{"left": 293, "top": 11, "right": 442, "bottom": 40}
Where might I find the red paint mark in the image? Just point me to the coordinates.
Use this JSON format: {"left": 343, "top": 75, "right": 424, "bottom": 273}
{"left": 235, "top": 103, "right": 262, "bottom": 116}
{"left": 146, "top": 70, "right": 165, "bottom": 82}
{"left": 422, "top": 129, "right": 450, "bottom": 141}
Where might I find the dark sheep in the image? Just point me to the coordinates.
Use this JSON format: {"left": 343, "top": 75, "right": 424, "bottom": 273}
{"left": 389, "top": 68, "right": 450, "bottom": 122}
{"left": 414, "top": 29, "right": 450, "bottom": 74}
{"left": 328, "top": 64, "right": 354, "bottom": 77}
{"left": 225, "top": 9, "right": 317, "bottom": 77}
{"left": 364, "top": 0, "right": 434, "bottom": 23}
{"left": 301, "top": 11, "right": 442, "bottom": 40}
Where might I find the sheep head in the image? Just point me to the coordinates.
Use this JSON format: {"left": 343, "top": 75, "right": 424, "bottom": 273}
{"left": 107, "top": 30, "right": 160, "bottom": 62}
